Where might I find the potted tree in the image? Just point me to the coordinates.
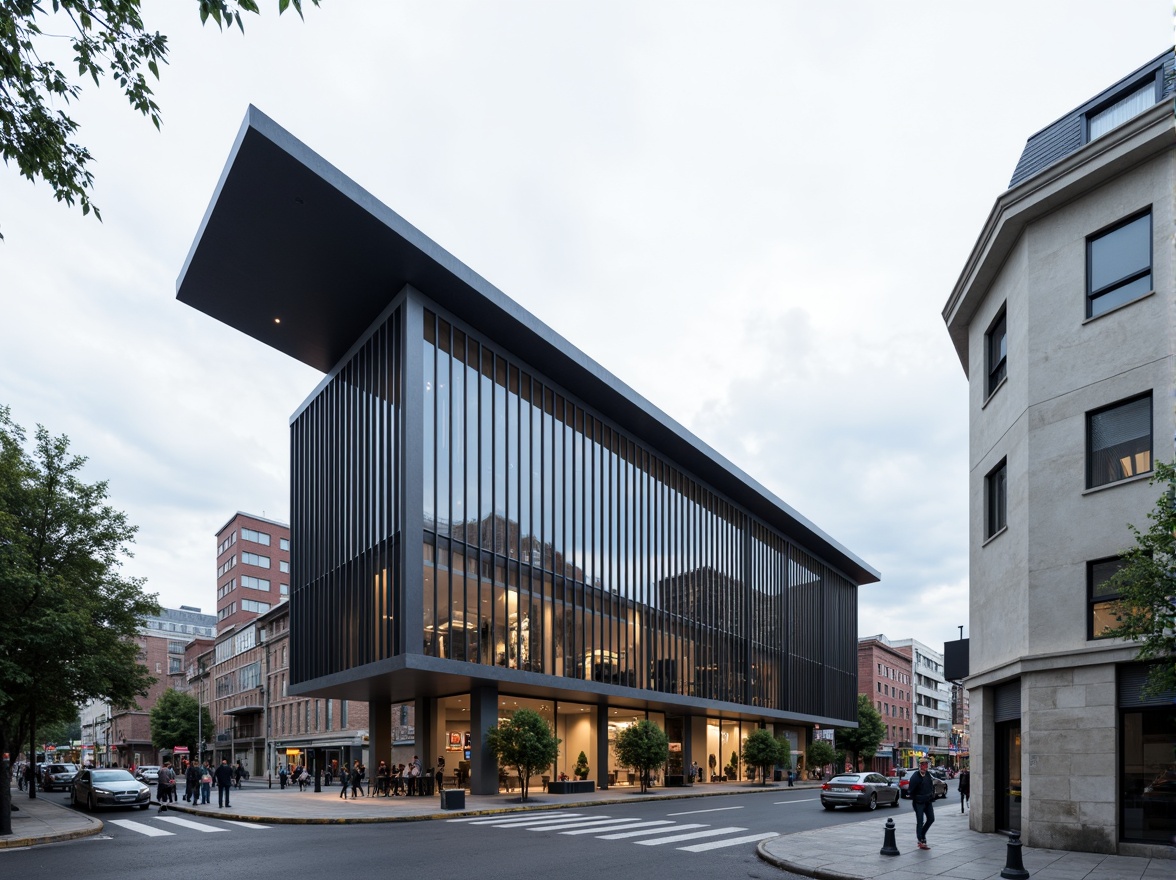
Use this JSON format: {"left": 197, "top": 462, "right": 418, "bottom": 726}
{"left": 484, "top": 708, "right": 561, "bottom": 803}
{"left": 707, "top": 753, "right": 717, "bottom": 782}
{"left": 574, "top": 751, "right": 590, "bottom": 780}
{"left": 614, "top": 721, "right": 669, "bottom": 794}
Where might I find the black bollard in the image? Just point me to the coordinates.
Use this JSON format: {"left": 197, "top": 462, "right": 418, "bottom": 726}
{"left": 880, "top": 818, "right": 900, "bottom": 856}
{"left": 1000, "top": 830, "right": 1030, "bottom": 880}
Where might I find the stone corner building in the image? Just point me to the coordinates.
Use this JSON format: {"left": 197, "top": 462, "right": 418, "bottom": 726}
{"left": 943, "top": 49, "right": 1175, "bottom": 856}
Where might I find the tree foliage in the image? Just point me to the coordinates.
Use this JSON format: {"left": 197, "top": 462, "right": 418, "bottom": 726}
{"left": 740, "top": 728, "right": 785, "bottom": 785}
{"left": 613, "top": 720, "right": 669, "bottom": 794}
{"left": 0, "top": 406, "right": 158, "bottom": 829}
{"left": 1107, "top": 461, "right": 1176, "bottom": 696}
{"left": 149, "top": 689, "right": 212, "bottom": 758}
{"left": 834, "top": 693, "right": 886, "bottom": 771}
{"left": 806, "top": 738, "right": 836, "bottom": 776}
{"left": 0, "top": 0, "right": 320, "bottom": 240}
{"left": 484, "top": 708, "right": 560, "bottom": 802}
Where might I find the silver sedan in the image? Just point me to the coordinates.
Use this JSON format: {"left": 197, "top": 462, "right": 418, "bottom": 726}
{"left": 820, "top": 772, "right": 902, "bottom": 811}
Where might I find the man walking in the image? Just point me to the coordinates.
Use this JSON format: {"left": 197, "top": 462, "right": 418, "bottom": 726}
{"left": 908, "top": 758, "right": 936, "bottom": 850}
{"left": 214, "top": 758, "right": 234, "bottom": 808}
{"left": 958, "top": 767, "right": 971, "bottom": 813}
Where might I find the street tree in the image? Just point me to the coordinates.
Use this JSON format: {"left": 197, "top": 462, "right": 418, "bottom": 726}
{"left": 1107, "top": 461, "right": 1176, "bottom": 696}
{"left": 484, "top": 708, "right": 560, "bottom": 802}
{"left": 613, "top": 720, "right": 669, "bottom": 794}
{"left": 150, "top": 689, "right": 212, "bottom": 760}
{"left": 806, "top": 738, "right": 836, "bottom": 778}
{"left": 0, "top": 406, "right": 158, "bottom": 833}
{"left": 740, "top": 728, "right": 785, "bottom": 785}
{"left": 834, "top": 694, "right": 886, "bottom": 772}
{"left": 0, "top": 0, "right": 321, "bottom": 240}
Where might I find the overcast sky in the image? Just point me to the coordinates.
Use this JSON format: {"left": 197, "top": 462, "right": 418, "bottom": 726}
{"left": 1, "top": 2, "right": 1170, "bottom": 654}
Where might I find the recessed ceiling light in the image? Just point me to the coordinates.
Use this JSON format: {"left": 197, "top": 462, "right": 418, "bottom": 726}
{"left": 274, "top": 318, "right": 281, "bottom": 324}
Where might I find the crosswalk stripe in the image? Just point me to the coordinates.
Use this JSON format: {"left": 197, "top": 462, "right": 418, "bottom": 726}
{"left": 223, "top": 820, "right": 270, "bottom": 829}
{"left": 517, "top": 817, "right": 621, "bottom": 831}
{"left": 155, "top": 816, "right": 226, "bottom": 832}
{"left": 535, "top": 818, "right": 644, "bottom": 833}
{"left": 678, "top": 832, "right": 778, "bottom": 852}
{"left": 635, "top": 826, "right": 747, "bottom": 846}
{"left": 560, "top": 820, "right": 672, "bottom": 835}
{"left": 462, "top": 813, "right": 585, "bottom": 826}
{"left": 107, "top": 819, "right": 174, "bottom": 837}
{"left": 596, "top": 823, "right": 705, "bottom": 840}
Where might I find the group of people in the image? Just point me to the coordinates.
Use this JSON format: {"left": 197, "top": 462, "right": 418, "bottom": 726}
{"left": 277, "top": 764, "right": 311, "bottom": 791}
{"left": 334, "top": 755, "right": 442, "bottom": 798}
{"left": 159, "top": 757, "right": 236, "bottom": 810}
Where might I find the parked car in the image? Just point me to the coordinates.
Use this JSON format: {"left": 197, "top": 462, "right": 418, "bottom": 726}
{"left": 894, "top": 769, "right": 948, "bottom": 799}
{"left": 41, "top": 763, "right": 80, "bottom": 792}
{"left": 931, "top": 767, "right": 948, "bottom": 780}
{"left": 821, "top": 772, "right": 901, "bottom": 811}
{"left": 135, "top": 765, "right": 161, "bottom": 784}
{"left": 71, "top": 768, "right": 151, "bottom": 811}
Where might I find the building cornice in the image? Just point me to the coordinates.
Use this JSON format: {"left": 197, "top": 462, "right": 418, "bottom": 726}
{"left": 964, "top": 642, "right": 1144, "bottom": 690}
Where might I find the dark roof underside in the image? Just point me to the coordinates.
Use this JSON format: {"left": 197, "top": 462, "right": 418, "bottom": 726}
{"left": 177, "top": 107, "right": 879, "bottom": 587}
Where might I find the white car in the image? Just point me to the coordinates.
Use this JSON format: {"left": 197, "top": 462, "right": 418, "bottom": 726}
{"left": 135, "top": 765, "right": 161, "bottom": 784}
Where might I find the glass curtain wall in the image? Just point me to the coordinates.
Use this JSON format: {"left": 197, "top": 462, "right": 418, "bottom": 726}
{"left": 290, "top": 308, "right": 402, "bottom": 684}
{"left": 421, "top": 308, "right": 857, "bottom": 717}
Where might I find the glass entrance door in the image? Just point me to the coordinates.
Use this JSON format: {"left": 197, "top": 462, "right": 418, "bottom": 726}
{"left": 995, "top": 720, "right": 1021, "bottom": 832}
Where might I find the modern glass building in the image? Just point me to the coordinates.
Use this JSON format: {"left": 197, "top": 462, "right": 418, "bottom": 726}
{"left": 178, "top": 107, "right": 879, "bottom": 794}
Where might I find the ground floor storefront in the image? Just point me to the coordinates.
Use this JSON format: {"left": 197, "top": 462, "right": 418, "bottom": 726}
{"left": 968, "top": 659, "right": 1173, "bottom": 857}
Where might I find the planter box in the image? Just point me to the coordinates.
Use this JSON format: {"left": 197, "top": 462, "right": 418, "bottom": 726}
{"left": 546, "top": 780, "right": 596, "bottom": 794}
{"left": 440, "top": 789, "right": 465, "bottom": 810}
{"left": 664, "top": 774, "right": 687, "bottom": 787}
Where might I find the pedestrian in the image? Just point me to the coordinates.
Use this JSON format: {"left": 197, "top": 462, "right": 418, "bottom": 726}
{"left": 908, "top": 757, "right": 937, "bottom": 850}
{"left": 185, "top": 759, "right": 200, "bottom": 803}
{"left": 787, "top": 767, "right": 794, "bottom": 787}
{"left": 157, "top": 761, "right": 177, "bottom": 811}
{"left": 214, "top": 758, "right": 234, "bottom": 808}
{"left": 392, "top": 764, "right": 405, "bottom": 796}
{"left": 375, "top": 760, "right": 389, "bottom": 797}
{"left": 349, "top": 760, "right": 363, "bottom": 798}
{"left": 234, "top": 760, "right": 245, "bottom": 789}
{"left": 339, "top": 764, "right": 350, "bottom": 799}
{"left": 279, "top": 764, "right": 288, "bottom": 789}
{"left": 408, "top": 755, "right": 421, "bottom": 796}
{"left": 435, "top": 755, "right": 444, "bottom": 793}
{"left": 958, "top": 767, "right": 971, "bottom": 813}
{"left": 325, "top": 764, "right": 333, "bottom": 786}
{"left": 200, "top": 762, "right": 213, "bottom": 805}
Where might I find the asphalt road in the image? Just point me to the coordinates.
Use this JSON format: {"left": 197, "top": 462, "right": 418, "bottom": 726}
{"left": 7, "top": 779, "right": 961, "bottom": 880}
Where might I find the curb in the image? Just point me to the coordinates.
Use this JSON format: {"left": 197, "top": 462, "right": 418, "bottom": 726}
{"left": 0, "top": 798, "right": 104, "bottom": 850}
{"left": 755, "top": 838, "right": 860, "bottom": 880}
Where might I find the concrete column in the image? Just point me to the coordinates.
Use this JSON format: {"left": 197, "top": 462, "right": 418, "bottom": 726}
{"left": 469, "top": 684, "right": 499, "bottom": 795}
{"left": 369, "top": 699, "right": 392, "bottom": 772}
{"left": 681, "top": 714, "right": 693, "bottom": 785}
{"left": 596, "top": 704, "right": 609, "bottom": 789}
{"left": 413, "top": 695, "right": 437, "bottom": 770}
{"left": 691, "top": 715, "right": 708, "bottom": 782}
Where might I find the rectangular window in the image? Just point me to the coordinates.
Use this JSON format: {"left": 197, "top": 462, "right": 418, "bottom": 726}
{"left": 241, "top": 575, "right": 270, "bottom": 592}
{"left": 1088, "top": 80, "right": 1157, "bottom": 140}
{"left": 279, "top": 560, "right": 289, "bottom": 573}
{"left": 1087, "top": 211, "right": 1151, "bottom": 318}
{"left": 986, "top": 307, "right": 1007, "bottom": 396}
{"left": 985, "top": 459, "right": 1007, "bottom": 539}
{"left": 242, "top": 528, "right": 271, "bottom": 546}
{"left": 1087, "top": 393, "right": 1152, "bottom": 489}
{"left": 279, "top": 584, "right": 289, "bottom": 596}
{"left": 242, "top": 552, "right": 270, "bottom": 569}
{"left": 1088, "top": 557, "right": 1128, "bottom": 639}
{"left": 279, "top": 537, "right": 290, "bottom": 551}
{"left": 241, "top": 599, "right": 271, "bottom": 614}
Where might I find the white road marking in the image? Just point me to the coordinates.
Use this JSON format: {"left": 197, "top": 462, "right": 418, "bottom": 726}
{"left": 561, "top": 820, "right": 673, "bottom": 835}
{"left": 666, "top": 805, "right": 744, "bottom": 816}
{"left": 154, "top": 816, "right": 226, "bottom": 832}
{"left": 222, "top": 820, "right": 270, "bottom": 829}
{"left": 460, "top": 812, "right": 585, "bottom": 825}
{"left": 107, "top": 819, "right": 174, "bottom": 837}
{"left": 772, "top": 797, "right": 819, "bottom": 804}
{"left": 636, "top": 826, "right": 747, "bottom": 845}
{"left": 596, "top": 823, "right": 706, "bottom": 840}
{"left": 678, "top": 831, "right": 779, "bottom": 852}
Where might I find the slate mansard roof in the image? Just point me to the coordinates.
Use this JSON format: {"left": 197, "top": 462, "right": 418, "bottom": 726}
{"left": 1009, "top": 49, "right": 1174, "bottom": 188}
{"left": 176, "top": 107, "right": 879, "bottom": 587}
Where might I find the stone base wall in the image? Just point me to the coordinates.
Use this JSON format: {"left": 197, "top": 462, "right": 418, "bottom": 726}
{"left": 1023, "top": 664, "right": 1116, "bottom": 853}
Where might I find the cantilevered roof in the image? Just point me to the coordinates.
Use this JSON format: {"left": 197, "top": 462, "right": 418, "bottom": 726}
{"left": 177, "top": 106, "right": 880, "bottom": 587}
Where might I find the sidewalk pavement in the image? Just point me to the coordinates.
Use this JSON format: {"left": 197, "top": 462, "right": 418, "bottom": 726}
{"left": 757, "top": 805, "right": 1174, "bottom": 880}
{"left": 4, "top": 779, "right": 1173, "bottom": 880}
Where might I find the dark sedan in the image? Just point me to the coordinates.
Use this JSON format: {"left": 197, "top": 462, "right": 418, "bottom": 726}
{"left": 821, "top": 772, "right": 902, "bottom": 810}
{"left": 41, "top": 763, "right": 79, "bottom": 792}
{"left": 895, "top": 769, "right": 948, "bottom": 799}
{"left": 71, "top": 768, "right": 151, "bottom": 811}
